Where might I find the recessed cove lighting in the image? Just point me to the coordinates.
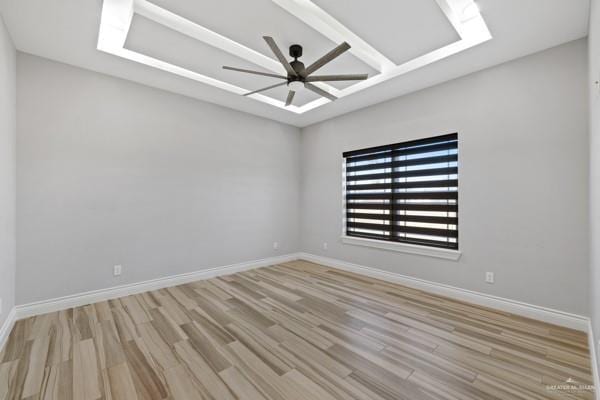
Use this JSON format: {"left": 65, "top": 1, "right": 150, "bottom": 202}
{"left": 97, "top": 0, "right": 491, "bottom": 114}
{"left": 462, "top": 2, "right": 481, "bottom": 22}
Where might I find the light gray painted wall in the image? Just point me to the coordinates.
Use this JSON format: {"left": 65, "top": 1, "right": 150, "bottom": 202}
{"left": 301, "top": 39, "right": 589, "bottom": 315}
{"left": 14, "top": 39, "right": 591, "bottom": 320}
{"left": 589, "top": 0, "right": 600, "bottom": 370}
{"left": 0, "top": 16, "right": 16, "bottom": 327}
{"left": 16, "top": 53, "right": 301, "bottom": 305}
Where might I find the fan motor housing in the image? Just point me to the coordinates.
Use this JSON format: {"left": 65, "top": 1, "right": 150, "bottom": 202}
{"left": 290, "top": 60, "right": 305, "bottom": 76}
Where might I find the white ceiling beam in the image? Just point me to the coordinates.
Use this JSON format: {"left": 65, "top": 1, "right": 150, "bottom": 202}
{"left": 271, "top": 0, "right": 396, "bottom": 73}
{"left": 135, "top": 0, "right": 284, "bottom": 74}
{"left": 134, "top": 0, "right": 340, "bottom": 97}
{"left": 97, "top": 0, "right": 134, "bottom": 52}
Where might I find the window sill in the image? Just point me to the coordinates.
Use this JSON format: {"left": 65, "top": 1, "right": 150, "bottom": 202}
{"left": 340, "top": 235, "right": 462, "bottom": 261}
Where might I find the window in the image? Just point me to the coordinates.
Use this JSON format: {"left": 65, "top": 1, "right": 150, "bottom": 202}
{"left": 343, "top": 133, "right": 458, "bottom": 250}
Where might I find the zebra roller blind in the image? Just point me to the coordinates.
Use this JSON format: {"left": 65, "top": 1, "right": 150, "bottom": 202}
{"left": 343, "top": 133, "right": 458, "bottom": 250}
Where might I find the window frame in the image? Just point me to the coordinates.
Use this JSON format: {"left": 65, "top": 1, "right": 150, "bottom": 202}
{"left": 341, "top": 133, "right": 461, "bottom": 261}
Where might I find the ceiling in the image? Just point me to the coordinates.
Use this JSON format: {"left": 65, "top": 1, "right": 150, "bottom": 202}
{"left": 0, "top": 0, "right": 590, "bottom": 127}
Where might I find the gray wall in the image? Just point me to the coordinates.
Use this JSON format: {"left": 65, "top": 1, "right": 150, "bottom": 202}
{"left": 301, "top": 39, "right": 589, "bottom": 315}
{"left": 0, "top": 16, "right": 16, "bottom": 327}
{"left": 13, "top": 39, "right": 592, "bottom": 320}
{"left": 16, "top": 54, "right": 301, "bottom": 304}
{"left": 589, "top": 0, "right": 600, "bottom": 370}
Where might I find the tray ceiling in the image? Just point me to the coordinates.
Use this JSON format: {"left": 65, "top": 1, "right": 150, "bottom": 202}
{"left": 98, "top": 0, "right": 491, "bottom": 114}
{"left": 0, "top": 0, "right": 590, "bottom": 127}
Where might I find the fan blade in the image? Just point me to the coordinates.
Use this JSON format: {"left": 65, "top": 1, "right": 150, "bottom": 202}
{"left": 263, "top": 36, "right": 296, "bottom": 77}
{"left": 303, "top": 42, "right": 351, "bottom": 77}
{"left": 304, "top": 82, "right": 337, "bottom": 101}
{"left": 244, "top": 82, "right": 287, "bottom": 96}
{"left": 285, "top": 90, "right": 295, "bottom": 106}
{"left": 223, "top": 66, "right": 287, "bottom": 79}
{"left": 305, "top": 74, "right": 368, "bottom": 82}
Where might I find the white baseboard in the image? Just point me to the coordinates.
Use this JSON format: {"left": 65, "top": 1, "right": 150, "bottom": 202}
{"left": 9, "top": 250, "right": 591, "bottom": 332}
{"left": 0, "top": 307, "right": 17, "bottom": 355}
{"left": 15, "top": 253, "right": 301, "bottom": 320}
{"left": 298, "top": 252, "right": 589, "bottom": 332}
{"left": 589, "top": 320, "right": 600, "bottom": 400}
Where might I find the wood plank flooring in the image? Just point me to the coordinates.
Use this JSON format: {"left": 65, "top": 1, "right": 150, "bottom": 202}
{"left": 0, "top": 260, "right": 595, "bottom": 400}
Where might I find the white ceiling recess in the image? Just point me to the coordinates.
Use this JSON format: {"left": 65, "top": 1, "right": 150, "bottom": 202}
{"left": 0, "top": 0, "right": 590, "bottom": 127}
{"left": 99, "top": 0, "right": 490, "bottom": 114}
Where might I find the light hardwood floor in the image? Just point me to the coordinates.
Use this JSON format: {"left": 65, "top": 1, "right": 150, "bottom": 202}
{"left": 0, "top": 260, "right": 595, "bottom": 400}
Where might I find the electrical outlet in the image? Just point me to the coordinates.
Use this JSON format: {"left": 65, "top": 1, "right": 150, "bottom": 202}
{"left": 485, "top": 272, "right": 494, "bottom": 284}
{"left": 323, "top": 242, "right": 328, "bottom": 250}
{"left": 273, "top": 242, "right": 279, "bottom": 250}
{"left": 113, "top": 265, "right": 122, "bottom": 276}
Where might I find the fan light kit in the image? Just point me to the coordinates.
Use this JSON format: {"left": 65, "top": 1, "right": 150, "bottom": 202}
{"left": 288, "top": 81, "right": 304, "bottom": 91}
{"left": 224, "top": 37, "right": 368, "bottom": 107}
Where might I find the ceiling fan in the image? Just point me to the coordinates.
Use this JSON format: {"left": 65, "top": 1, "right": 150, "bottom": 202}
{"left": 223, "top": 36, "right": 368, "bottom": 106}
